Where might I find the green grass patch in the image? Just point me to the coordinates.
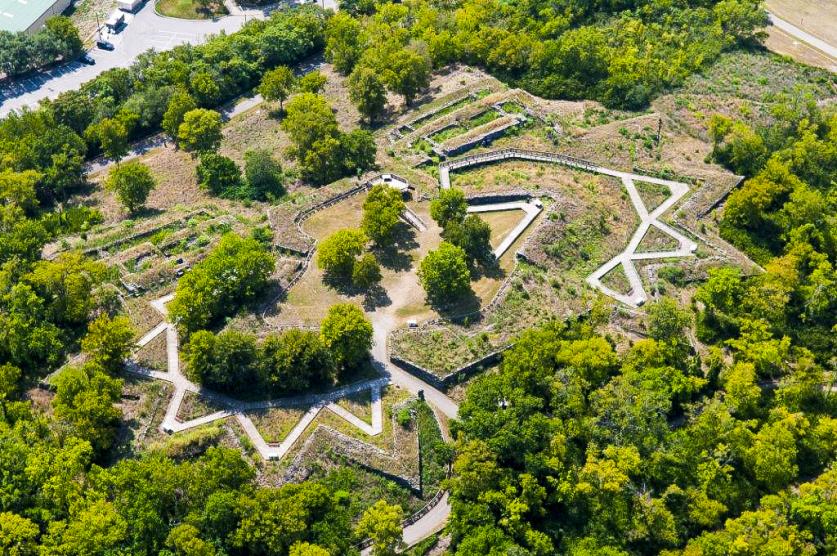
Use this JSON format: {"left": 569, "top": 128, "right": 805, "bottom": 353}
{"left": 156, "top": 0, "right": 228, "bottom": 19}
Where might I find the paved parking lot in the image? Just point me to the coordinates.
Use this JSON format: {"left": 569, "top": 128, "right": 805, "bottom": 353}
{"left": 0, "top": 3, "right": 251, "bottom": 116}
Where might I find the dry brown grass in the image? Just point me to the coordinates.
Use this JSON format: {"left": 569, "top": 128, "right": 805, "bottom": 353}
{"left": 765, "top": 0, "right": 837, "bottom": 47}
{"left": 763, "top": 25, "right": 836, "bottom": 71}
{"left": 248, "top": 406, "right": 308, "bottom": 444}
{"left": 480, "top": 209, "right": 527, "bottom": 247}
{"left": 89, "top": 147, "right": 209, "bottom": 224}
{"left": 134, "top": 332, "right": 167, "bottom": 371}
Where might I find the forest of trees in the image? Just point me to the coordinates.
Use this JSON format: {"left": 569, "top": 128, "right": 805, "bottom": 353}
{"left": 327, "top": 0, "right": 768, "bottom": 111}
{"left": 0, "top": 0, "right": 833, "bottom": 553}
{"left": 444, "top": 98, "right": 836, "bottom": 555}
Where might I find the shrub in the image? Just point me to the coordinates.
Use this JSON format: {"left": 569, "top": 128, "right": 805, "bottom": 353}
{"left": 196, "top": 153, "right": 242, "bottom": 197}
{"left": 244, "top": 149, "right": 284, "bottom": 201}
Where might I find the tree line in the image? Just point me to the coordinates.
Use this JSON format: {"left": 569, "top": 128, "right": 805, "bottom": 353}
{"left": 184, "top": 303, "right": 373, "bottom": 395}
{"left": 0, "top": 16, "right": 82, "bottom": 78}
{"left": 325, "top": 0, "right": 768, "bottom": 113}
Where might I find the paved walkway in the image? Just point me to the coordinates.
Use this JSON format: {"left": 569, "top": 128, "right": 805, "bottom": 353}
{"left": 467, "top": 200, "right": 542, "bottom": 259}
{"left": 438, "top": 148, "right": 697, "bottom": 307}
{"left": 127, "top": 294, "right": 387, "bottom": 460}
{"left": 128, "top": 288, "right": 457, "bottom": 548}
{"left": 768, "top": 12, "right": 837, "bottom": 60}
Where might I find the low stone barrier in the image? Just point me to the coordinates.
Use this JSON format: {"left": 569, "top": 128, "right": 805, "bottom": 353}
{"left": 443, "top": 117, "right": 525, "bottom": 156}
{"left": 390, "top": 345, "right": 511, "bottom": 389}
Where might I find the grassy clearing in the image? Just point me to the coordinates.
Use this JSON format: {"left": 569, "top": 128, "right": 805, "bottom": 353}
{"left": 765, "top": 0, "right": 837, "bottom": 46}
{"left": 391, "top": 325, "right": 494, "bottom": 377}
{"left": 156, "top": 0, "right": 227, "bottom": 19}
{"left": 600, "top": 264, "right": 632, "bottom": 295}
{"left": 134, "top": 332, "right": 167, "bottom": 371}
{"left": 763, "top": 26, "right": 836, "bottom": 71}
{"left": 675, "top": 50, "right": 834, "bottom": 103}
{"left": 177, "top": 391, "right": 225, "bottom": 421}
{"left": 148, "top": 423, "right": 226, "bottom": 458}
{"left": 302, "top": 192, "right": 366, "bottom": 240}
{"left": 480, "top": 209, "right": 525, "bottom": 249}
{"left": 313, "top": 386, "right": 411, "bottom": 451}
{"left": 636, "top": 226, "right": 679, "bottom": 253}
{"left": 334, "top": 390, "right": 373, "bottom": 423}
{"left": 635, "top": 180, "right": 670, "bottom": 212}
{"left": 249, "top": 407, "right": 307, "bottom": 444}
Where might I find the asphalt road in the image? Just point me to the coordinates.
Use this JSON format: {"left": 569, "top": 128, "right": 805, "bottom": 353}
{"left": 768, "top": 11, "right": 837, "bottom": 60}
{"left": 0, "top": 2, "right": 254, "bottom": 117}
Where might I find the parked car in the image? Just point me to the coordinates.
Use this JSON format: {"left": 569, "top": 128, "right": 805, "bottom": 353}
{"left": 79, "top": 53, "right": 96, "bottom": 65}
{"left": 97, "top": 40, "right": 115, "bottom": 51}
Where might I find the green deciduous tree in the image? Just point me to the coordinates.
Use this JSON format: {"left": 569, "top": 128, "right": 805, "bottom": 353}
{"left": 105, "top": 160, "right": 156, "bottom": 213}
{"left": 162, "top": 90, "right": 198, "bottom": 139}
{"left": 385, "top": 49, "right": 430, "bottom": 105}
{"left": 355, "top": 500, "right": 403, "bottom": 556}
{"left": 297, "top": 71, "right": 327, "bottom": 94}
{"left": 81, "top": 314, "right": 135, "bottom": 374}
{"left": 282, "top": 93, "right": 339, "bottom": 157}
{"left": 165, "top": 524, "right": 216, "bottom": 556}
{"left": 325, "top": 13, "right": 365, "bottom": 75}
{"left": 444, "top": 214, "right": 492, "bottom": 267}
{"left": 184, "top": 329, "right": 261, "bottom": 393}
{"left": 259, "top": 66, "right": 296, "bottom": 111}
{"left": 52, "top": 362, "right": 122, "bottom": 456}
{"left": 177, "top": 108, "right": 223, "bottom": 153}
{"left": 348, "top": 66, "right": 387, "bottom": 123}
{"left": 362, "top": 184, "right": 405, "bottom": 245}
{"left": 260, "top": 329, "right": 335, "bottom": 393}
{"left": 320, "top": 303, "right": 373, "bottom": 370}
{"left": 196, "top": 153, "right": 242, "bottom": 197}
{"left": 317, "top": 228, "right": 367, "bottom": 277}
{"left": 86, "top": 117, "right": 129, "bottom": 161}
{"left": 0, "top": 511, "right": 39, "bottom": 555}
{"left": 352, "top": 253, "right": 382, "bottom": 289}
{"left": 418, "top": 241, "right": 471, "bottom": 305}
{"left": 430, "top": 188, "right": 468, "bottom": 228}
{"left": 244, "top": 149, "right": 284, "bottom": 201}
{"left": 168, "top": 233, "right": 274, "bottom": 334}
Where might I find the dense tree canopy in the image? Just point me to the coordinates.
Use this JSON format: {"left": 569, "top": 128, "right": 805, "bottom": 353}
{"left": 169, "top": 233, "right": 275, "bottom": 334}
{"left": 362, "top": 184, "right": 405, "bottom": 245}
{"left": 319, "top": 303, "right": 373, "bottom": 370}
{"left": 419, "top": 241, "right": 472, "bottom": 305}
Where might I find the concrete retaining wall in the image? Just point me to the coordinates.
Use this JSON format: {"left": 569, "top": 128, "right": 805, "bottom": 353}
{"left": 391, "top": 346, "right": 511, "bottom": 389}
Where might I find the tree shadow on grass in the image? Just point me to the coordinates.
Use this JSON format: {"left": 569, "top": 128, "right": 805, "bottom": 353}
{"left": 428, "top": 288, "right": 482, "bottom": 321}
{"left": 257, "top": 280, "right": 287, "bottom": 317}
{"left": 321, "top": 267, "right": 362, "bottom": 294}
{"left": 132, "top": 207, "right": 165, "bottom": 221}
{"left": 362, "top": 284, "right": 391, "bottom": 311}
{"left": 470, "top": 255, "right": 506, "bottom": 281}
{"left": 371, "top": 222, "right": 418, "bottom": 272}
